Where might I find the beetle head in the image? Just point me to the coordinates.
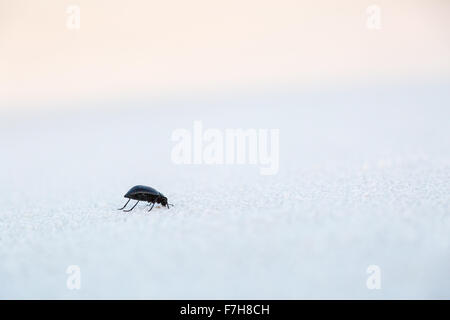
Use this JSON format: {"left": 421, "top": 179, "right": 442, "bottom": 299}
{"left": 159, "top": 196, "right": 168, "bottom": 206}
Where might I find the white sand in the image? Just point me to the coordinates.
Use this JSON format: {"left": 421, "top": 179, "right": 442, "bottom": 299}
{"left": 0, "top": 83, "right": 449, "bottom": 299}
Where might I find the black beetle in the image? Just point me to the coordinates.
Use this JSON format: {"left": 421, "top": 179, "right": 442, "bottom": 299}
{"left": 118, "top": 185, "right": 173, "bottom": 212}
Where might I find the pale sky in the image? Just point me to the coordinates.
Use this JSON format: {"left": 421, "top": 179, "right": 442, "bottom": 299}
{"left": 1, "top": 0, "right": 450, "bottom": 108}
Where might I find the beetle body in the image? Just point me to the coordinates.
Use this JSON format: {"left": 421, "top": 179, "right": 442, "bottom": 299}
{"left": 118, "top": 185, "right": 172, "bottom": 212}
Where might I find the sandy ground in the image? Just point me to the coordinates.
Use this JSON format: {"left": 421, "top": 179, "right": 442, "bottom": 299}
{"left": 0, "top": 82, "right": 449, "bottom": 299}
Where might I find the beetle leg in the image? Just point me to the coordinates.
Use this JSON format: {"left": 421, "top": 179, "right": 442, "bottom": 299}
{"left": 117, "top": 198, "right": 131, "bottom": 210}
{"left": 148, "top": 202, "right": 155, "bottom": 212}
{"left": 123, "top": 200, "right": 139, "bottom": 212}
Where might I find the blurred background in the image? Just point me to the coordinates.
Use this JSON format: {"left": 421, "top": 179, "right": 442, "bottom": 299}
{"left": 0, "top": 0, "right": 449, "bottom": 299}
{"left": 1, "top": 0, "right": 450, "bottom": 110}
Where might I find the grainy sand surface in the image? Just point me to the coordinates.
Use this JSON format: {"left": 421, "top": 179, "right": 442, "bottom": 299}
{"left": 1, "top": 83, "right": 449, "bottom": 298}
